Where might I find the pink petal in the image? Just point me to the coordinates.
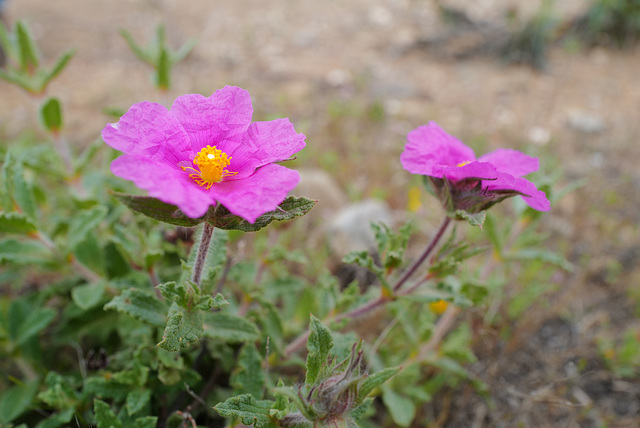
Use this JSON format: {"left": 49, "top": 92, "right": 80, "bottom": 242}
{"left": 484, "top": 173, "right": 550, "bottom": 211}
{"left": 225, "top": 119, "right": 306, "bottom": 179}
{"left": 208, "top": 164, "right": 300, "bottom": 223}
{"left": 111, "top": 154, "right": 215, "bottom": 218}
{"left": 102, "top": 102, "right": 193, "bottom": 168}
{"left": 401, "top": 122, "right": 477, "bottom": 176}
{"left": 440, "top": 161, "right": 498, "bottom": 181}
{"left": 478, "top": 148, "right": 539, "bottom": 177}
{"left": 169, "top": 86, "right": 253, "bottom": 154}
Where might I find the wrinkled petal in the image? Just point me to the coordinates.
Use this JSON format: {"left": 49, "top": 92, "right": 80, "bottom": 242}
{"left": 438, "top": 161, "right": 498, "bottom": 181}
{"left": 478, "top": 148, "right": 539, "bottom": 177}
{"left": 170, "top": 86, "right": 253, "bottom": 154}
{"left": 485, "top": 173, "right": 550, "bottom": 211}
{"left": 209, "top": 164, "right": 300, "bottom": 223}
{"left": 111, "top": 155, "right": 215, "bottom": 218}
{"left": 225, "top": 119, "right": 306, "bottom": 179}
{"left": 102, "top": 102, "right": 193, "bottom": 168}
{"left": 401, "top": 121, "right": 476, "bottom": 176}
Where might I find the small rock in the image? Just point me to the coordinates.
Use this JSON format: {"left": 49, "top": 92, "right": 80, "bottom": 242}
{"left": 327, "top": 199, "right": 393, "bottom": 258}
{"left": 567, "top": 110, "right": 606, "bottom": 133}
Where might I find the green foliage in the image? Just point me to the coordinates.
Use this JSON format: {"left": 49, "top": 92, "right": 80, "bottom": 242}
{"left": 119, "top": 24, "right": 196, "bottom": 91}
{"left": 501, "top": 0, "right": 558, "bottom": 69}
{"left": 573, "top": 0, "right": 640, "bottom": 47}
{"left": 0, "top": 20, "right": 74, "bottom": 94}
{"left": 305, "top": 315, "right": 335, "bottom": 385}
{"left": 0, "top": 16, "right": 570, "bottom": 428}
{"left": 214, "top": 394, "right": 276, "bottom": 428}
{"left": 40, "top": 97, "right": 64, "bottom": 133}
{"left": 112, "top": 192, "right": 316, "bottom": 231}
{"left": 104, "top": 288, "right": 168, "bottom": 327}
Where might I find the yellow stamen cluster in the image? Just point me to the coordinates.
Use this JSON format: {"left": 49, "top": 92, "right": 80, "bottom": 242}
{"left": 181, "top": 145, "right": 237, "bottom": 189}
{"left": 456, "top": 161, "right": 472, "bottom": 167}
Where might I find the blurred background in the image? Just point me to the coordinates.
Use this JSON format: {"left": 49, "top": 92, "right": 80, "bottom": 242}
{"left": 1, "top": 0, "right": 639, "bottom": 426}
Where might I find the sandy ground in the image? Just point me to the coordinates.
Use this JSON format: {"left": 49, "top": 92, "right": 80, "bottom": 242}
{"left": 2, "top": 0, "right": 640, "bottom": 426}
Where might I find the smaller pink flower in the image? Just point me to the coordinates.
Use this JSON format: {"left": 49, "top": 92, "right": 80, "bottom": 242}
{"left": 401, "top": 121, "right": 550, "bottom": 212}
{"left": 102, "top": 86, "right": 306, "bottom": 223}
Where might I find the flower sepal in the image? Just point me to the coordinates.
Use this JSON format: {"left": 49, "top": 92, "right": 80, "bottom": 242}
{"left": 426, "top": 176, "right": 529, "bottom": 228}
{"left": 112, "top": 192, "right": 316, "bottom": 232}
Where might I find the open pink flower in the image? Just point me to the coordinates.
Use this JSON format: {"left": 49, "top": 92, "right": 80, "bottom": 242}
{"left": 102, "top": 86, "right": 306, "bottom": 223}
{"left": 401, "top": 121, "right": 550, "bottom": 212}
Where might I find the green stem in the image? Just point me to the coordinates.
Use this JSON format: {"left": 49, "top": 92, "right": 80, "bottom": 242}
{"left": 191, "top": 222, "right": 215, "bottom": 286}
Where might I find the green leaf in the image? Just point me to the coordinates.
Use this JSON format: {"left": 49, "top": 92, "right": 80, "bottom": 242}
{"left": 0, "top": 238, "right": 49, "bottom": 264}
{"left": 93, "top": 399, "right": 123, "bottom": 428}
{"left": 103, "top": 288, "right": 167, "bottom": 327}
{"left": 71, "top": 281, "right": 107, "bottom": 310}
{"left": 356, "top": 367, "right": 401, "bottom": 405}
{"left": 68, "top": 205, "right": 108, "bottom": 250}
{"left": 16, "top": 20, "right": 40, "bottom": 72}
{"left": 40, "top": 97, "right": 63, "bottom": 133}
{"left": 381, "top": 388, "right": 415, "bottom": 427}
{"left": 155, "top": 47, "right": 170, "bottom": 90}
{"left": 156, "top": 308, "right": 203, "bottom": 352}
{"left": 38, "top": 372, "right": 78, "bottom": 409}
{"left": 0, "top": 211, "right": 37, "bottom": 234}
{"left": 73, "top": 231, "right": 105, "bottom": 276}
{"left": 35, "top": 407, "right": 75, "bottom": 428}
{"left": 39, "top": 49, "right": 75, "bottom": 91}
{"left": 0, "top": 380, "right": 39, "bottom": 423}
{"left": 214, "top": 394, "right": 275, "bottom": 428}
{"left": 453, "top": 209, "right": 486, "bottom": 229}
{"left": 305, "top": 315, "right": 334, "bottom": 385}
{"left": 8, "top": 298, "right": 56, "bottom": 346}
{"left": 231, "top": 344, "right": 265, "bottom": 399}
{"left": 111, "top": 192, "right": 203, "bottom": 227}
{"left": 342, "top": 250, "right": 388, "bottom": 288}
{"left": 506, "top": 249, "right": 574, "bottom": 271}
{"left": 112, "top": 193, "right": 316, "bottom": 231}
{"left": 203, "top": 311, "right": 260, "bottom": 343}
{"left": 119, "top": 29, "right": 153, "bottom": 64}
{"left": 210, "top": 195, "right": 316, "bottom": 232}
{"left": 104, "top": 241, "right": 131, "bottom": 279}
{"left": 3, "top": 152, "right": 37, "bottom": 220}
{"left": 132, "top": 417, "right": 157, "bottom": 428}
{"left": 0, "top": 21, "right": 13, "bottom": 61}
{"left": 83, "top": 377, "right": 129, "bottom": 401}
{"left": 125, "top": 389, "right": 151, "bottom": 416}
{"left": 156, "top": 281, "right": 188, "bottom": 307}
{"left": 73, "top": 138, "right": 104, "bottom": 175}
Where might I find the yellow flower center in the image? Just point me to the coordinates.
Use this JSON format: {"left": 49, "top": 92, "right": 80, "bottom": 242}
{"left": 456, "top": 161, "right": 471, "bottom": 167}
{"left": 180, "top": 145, "right": 237, "bottom": 189}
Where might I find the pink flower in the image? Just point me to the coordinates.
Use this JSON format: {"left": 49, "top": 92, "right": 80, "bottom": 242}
{"left": 401, "top": 121, "right": 550, "bottom": 212}
{"left": 102, "top": 86, "right": 306, "bottom": 223}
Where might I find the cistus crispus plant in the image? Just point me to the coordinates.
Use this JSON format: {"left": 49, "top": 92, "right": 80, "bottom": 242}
{"left": 0, "top": 18, "right": 567, "bottom": 428}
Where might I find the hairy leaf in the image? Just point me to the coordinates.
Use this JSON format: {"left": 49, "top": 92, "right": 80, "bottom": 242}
{"left": 203, "top": 312, "right": 260, "bottom": 343}
{"left": 356, "top": 367, "right": 401, "bottom": 405}
{"left": 157, "top": 308, "right": 203, "bottom": 352}
{"left": 93, "top": 399, "right": 122, "bottom": 428}
{"left": 214, "top": 394, "right": 276, "bottom": 427}
{"left": 305, "top": 315, "right": 334, "bottom": 385}
{"left": 103, "top": 288, "right": 167, "bottom": 327}
{"left": 231, "top": 344, "right": 265, "bottom": 399}
{"left": 0, "top": 211, "right": 37, "bottom": 234}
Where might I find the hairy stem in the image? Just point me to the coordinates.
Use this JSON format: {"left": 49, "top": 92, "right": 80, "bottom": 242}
{"left": 392, "top": 216, "right": 451, "bottom": 292}
{"left": 284, "top": 216, "right": 452, "bottom": 358}
{"left": 191, "top": 222, "right": 215, "bottom": 286}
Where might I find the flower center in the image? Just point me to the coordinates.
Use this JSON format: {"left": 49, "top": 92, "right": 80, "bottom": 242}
{"left": 180, "top": 145, "right": 237, "bottom": 189}
{"left": 456, "top": 161, "right": 472, "bottom": 167}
